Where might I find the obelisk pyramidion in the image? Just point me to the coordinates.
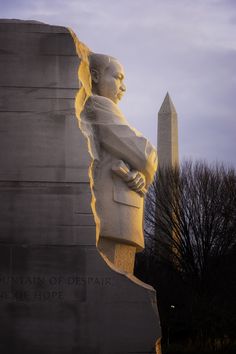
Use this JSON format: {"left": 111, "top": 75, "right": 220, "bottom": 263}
{"left": 157, "top": 93, "right": 179, "bottom": 167}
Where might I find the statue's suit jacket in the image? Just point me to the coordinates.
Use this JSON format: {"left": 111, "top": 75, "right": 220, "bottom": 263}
{"left": 82, "top": 95, "right": 157, "bottom": 251}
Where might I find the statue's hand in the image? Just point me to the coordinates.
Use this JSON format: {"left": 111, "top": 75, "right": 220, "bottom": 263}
{"left": 111, "top": 160, "right": 147, "bottom": 196}
{"left": 126, "top": 171, "right": 146, "bottom": 195}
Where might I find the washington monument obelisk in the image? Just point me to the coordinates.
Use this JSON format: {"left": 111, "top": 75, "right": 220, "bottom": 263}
{"left": 157, "top": 92, "right": 179, "bottom": 167}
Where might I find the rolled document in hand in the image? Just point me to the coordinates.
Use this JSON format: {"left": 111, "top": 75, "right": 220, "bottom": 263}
{"left": 112, "top": 160, "right": 147, "bottom": 196}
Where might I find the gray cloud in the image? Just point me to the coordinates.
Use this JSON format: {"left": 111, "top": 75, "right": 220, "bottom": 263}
{"left": 1, "top": 0, "right": 236, "bottom": 166}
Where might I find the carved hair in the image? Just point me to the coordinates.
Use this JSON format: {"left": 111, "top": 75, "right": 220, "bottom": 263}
{"left": 89, "top": 53, "right": 116, "bottom": 75}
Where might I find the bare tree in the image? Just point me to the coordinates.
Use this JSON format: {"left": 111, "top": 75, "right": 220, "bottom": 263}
{"left": 135, "top": 161, "right": 236, "bottom": 351}
{"left": 144, "top": 161, "right": 236, "bottom": 281}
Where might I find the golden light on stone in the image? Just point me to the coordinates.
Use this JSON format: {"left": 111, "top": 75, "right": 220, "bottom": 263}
{"left": 69, "top": 29, "right": 157, "bottom": 275}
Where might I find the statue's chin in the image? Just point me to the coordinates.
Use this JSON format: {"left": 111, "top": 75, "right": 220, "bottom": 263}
{"left": 98, "top": 95, "right": 121, "bottom": 104}
{"left": 115, "top": 96, "right": 123, "bottom": 104}
{"left": 110, "top": 97, "right": 119, "bottom": 104}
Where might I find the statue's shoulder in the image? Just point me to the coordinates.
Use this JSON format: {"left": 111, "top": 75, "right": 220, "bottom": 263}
{"left": 84, "top": 95, "right": 126, "bottom": 123}
{"left": 88, "top": 95, "right": 117, "bottom": 111}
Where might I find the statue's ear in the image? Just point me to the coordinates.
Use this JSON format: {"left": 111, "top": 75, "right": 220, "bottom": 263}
{"left": 91, "top": 69, "right": 99, "bottom": 84}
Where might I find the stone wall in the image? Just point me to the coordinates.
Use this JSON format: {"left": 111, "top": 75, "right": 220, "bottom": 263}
{"left": 0, "top": 20, "right": 161, "bottom": 354}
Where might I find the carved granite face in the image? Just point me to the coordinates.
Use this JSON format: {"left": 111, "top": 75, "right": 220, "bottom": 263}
{"left": 97, "top": 60, "right": 126, "bottom": 104}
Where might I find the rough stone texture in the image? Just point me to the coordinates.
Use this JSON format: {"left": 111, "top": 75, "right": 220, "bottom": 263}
{"left": 0, "top": 20, "right": 161, "bottom": 354}
{"left": 98, "top": 239, "right": 136, "bottom": 273}
{"left": 157, "top": 92, "right": 179, "bottom": 167}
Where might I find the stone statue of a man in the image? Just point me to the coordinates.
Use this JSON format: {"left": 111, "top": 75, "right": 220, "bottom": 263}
{"left": 80, "top": 53, "right": 157, "bottom": 273}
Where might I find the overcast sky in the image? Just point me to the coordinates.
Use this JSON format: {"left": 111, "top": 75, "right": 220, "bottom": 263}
{"left": 1, "top": 0, "right": 236, "bottom": 166}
